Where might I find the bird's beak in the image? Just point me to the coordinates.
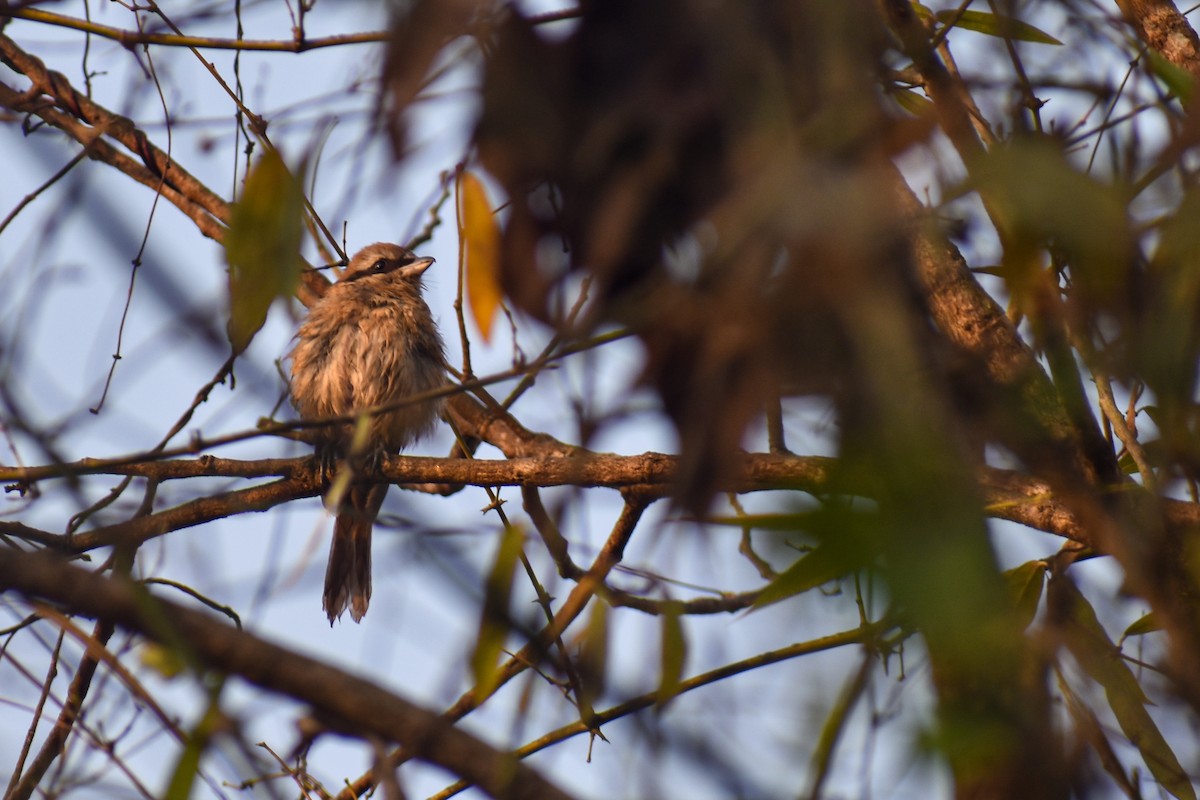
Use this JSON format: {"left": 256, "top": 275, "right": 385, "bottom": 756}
{"left": 399, "top": 257, "right": 435, "bottom": 279}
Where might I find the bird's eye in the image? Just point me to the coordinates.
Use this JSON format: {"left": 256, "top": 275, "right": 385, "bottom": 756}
{"left": 372, "top": 258, "right": 388, "bottom": 272}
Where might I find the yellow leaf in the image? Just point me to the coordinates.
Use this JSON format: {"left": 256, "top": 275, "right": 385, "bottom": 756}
{"left": 657, "top": 602, "right": 687, "bottom": 709}
{"left": 891, "top": 87, "right": 935, "bottom": 117}
{"left": 224, "top": 149, "right": 304, "bottom": 354}
{"left": 577, "top": 599, "right": 609, "bottom": 718}
{"left": 140, "top": 642, "right": 186, "bottom": 679}
{"left": 470, "top": 525, "right": 523, "bottom": 698}
{"left": 457, "top": 170, "right": 503, "bottom": 342}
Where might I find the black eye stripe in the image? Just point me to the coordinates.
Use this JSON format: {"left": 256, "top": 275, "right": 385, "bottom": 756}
{"left": 342, "top": 254, "right": 417, "bottom": 283}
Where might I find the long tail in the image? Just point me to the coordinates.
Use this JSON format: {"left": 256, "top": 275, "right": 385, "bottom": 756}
{"left": 323, "top": 484, "right": 387, "bottom": 624}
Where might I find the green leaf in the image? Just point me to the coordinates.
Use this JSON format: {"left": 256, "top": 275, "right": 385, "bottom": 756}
{"left": 753, "top": 543, "right": 855, "bottom": 608}
{"left": 972, "top": 138, "right": 1134, "bottom": 309}
{"left": 1146, "top": 49, "right": 1194, "bottom": 103}
{"left": 224, "top": 149, "right": 305, "bottom": 353}
{"left": 1051, "top": 576, "right": 1195, "bottom": 800}
{"left": 1121, "top": 612, "right": 1160, "bottom": 642}
{"left": 470, "top": 525, "right": 524, "bottom": 698}
{"left": 751, "top": 506, "right": 879, "bottom": 609}
{"left": 140, "top": 641, "right": 186, "bottom": 679}
{"left": 705, "top": 513, "right": 809, "bottom": 531}
{"left": 1002, "top": 560, "right": 1046, "bottom": 630}
{"left": 1106, "top": 687, "right": 1197, "bottom": 800}
{"left": 163, "top": 680, "right": 225, "bottom": 800}
{"left": 892, "top": 87, "right": 935, "bottom": 117}
{"left": 657, "top": 603, "right": 687, "bottom": 709}
{"left": 935, "top": 9, "right": 1062, "bottom": 45}
{"left": 1142, "top": 189, "right": 1200, "bottom": 414}
{"left": 577, "top": 599, "right": 609, "bottom": 719}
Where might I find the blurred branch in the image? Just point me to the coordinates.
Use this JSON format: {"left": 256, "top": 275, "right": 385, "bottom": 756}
{"left": 0, "top": 31, "right": 337, "bottom": 304}
{"left": 339, "top": 491, "right": 651, "bottom": 800}
{"left": 0, "top": 548, "right": 580, "bottom": 800}
{"left": 523, "top": 485, "right": 763, "bottom": 614}
{"left": 5, "top": 477, "right": 315, "bottom": 552}
{"left": 0, "top": 146, "right": 87, "bottom": 236}
{"left": 5, "top": 609, "right": 192, "bottom": 800}
{"left": 0, "top": 33, "right": 229, "bottom": 237}
{"left": 429, "top": 619, "right": 895, "bottom": 800}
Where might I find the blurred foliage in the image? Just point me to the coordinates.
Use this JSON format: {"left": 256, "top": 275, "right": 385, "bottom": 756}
{"left": 457, "top": 169, "right": 504, "bottom": 343}
{"left": 224, "top": 148, "right": 305, "bottom": 354}
{"left": 8, "top": 0, "right": 1200, "bottom": 798}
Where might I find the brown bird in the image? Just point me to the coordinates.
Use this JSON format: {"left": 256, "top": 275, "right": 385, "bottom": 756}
{"left": 289, "top": 243, "right": 445, "bottom": 623}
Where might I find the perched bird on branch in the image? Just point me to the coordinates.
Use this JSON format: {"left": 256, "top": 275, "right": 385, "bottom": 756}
{"left": 289, "top": 242, "right": 445, "bottom": 624}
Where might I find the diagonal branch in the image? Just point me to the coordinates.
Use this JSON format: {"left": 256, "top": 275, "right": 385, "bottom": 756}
{"left": 338, "top": 491, "right": 652, "bottom": 800}
{"left": 0, "top": 33, "right": 230, "bottom": 228}
{"left": 0, "top": 548, "right": 579, "bottom": 800}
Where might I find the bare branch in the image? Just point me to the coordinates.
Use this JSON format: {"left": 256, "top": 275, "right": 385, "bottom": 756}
{"left": 1, "top": 7, "right": 388, "bottom": 53}
{"left": 0, "top": 548, "right": 581, "bottom": 800}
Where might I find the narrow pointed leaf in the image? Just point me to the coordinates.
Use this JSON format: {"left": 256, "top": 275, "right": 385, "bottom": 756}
{"left": 1121, "top": 612, "right": 1160, "bottom": 641}
{"left": 935, "top": 10, "right": 1062, "bottom": 45}
{"left": 892, "top": 87, "right": 935, "bottom": 117}
{"left": 1051, "top": 576, "right": 1195, "bottom": 800}
{"left": 705, "top": 513, "right": 809, "bottom": 531}
{"left": 1146, "top": 50, "right": 1194, "bottom": 103}
{"left": 753, "top": 544, "right": 854, "bottom": 609}
{"left": 164, "top": 681, "right": 225, "bottom": 800}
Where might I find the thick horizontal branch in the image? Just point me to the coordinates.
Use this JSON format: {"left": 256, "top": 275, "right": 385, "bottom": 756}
{"left": 0, "top": 548, "right": 577, "bottom": 800}
{"left": 2, "top": 451, "right": 833, "bottom": 492}
{"left": 7, "top": 449, "right": 1198, "bottom": 553}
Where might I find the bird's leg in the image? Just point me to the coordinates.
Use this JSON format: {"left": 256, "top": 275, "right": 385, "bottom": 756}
{"left": 360, "top": 444, "right": 390, "bottom": 480}
{"left": 312, "top": 442, "right": 341, "bottom": 486}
